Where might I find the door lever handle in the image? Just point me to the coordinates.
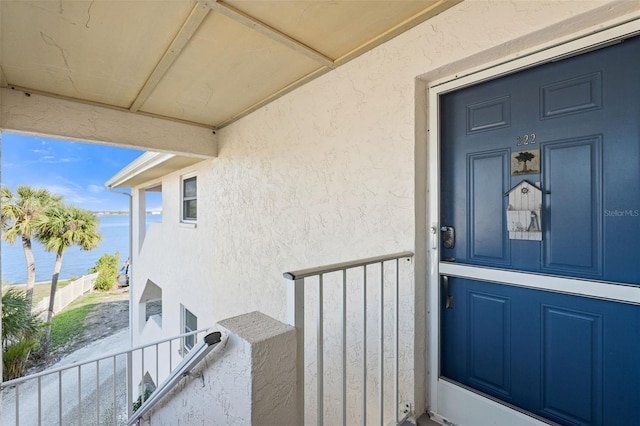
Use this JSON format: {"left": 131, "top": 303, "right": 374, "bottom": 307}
{"left": 442, "top": 275, "right": 453, "bottom": 309}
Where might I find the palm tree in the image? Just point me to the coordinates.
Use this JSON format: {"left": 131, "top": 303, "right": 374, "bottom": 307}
{"left": 37, "top": 205, "right": 102, "bottom": 343}
{"left": 515, "top": 151, "right": 536, "bottom": 173}
{"left": 1, "top": 186, "right": 62, "bottom": 308}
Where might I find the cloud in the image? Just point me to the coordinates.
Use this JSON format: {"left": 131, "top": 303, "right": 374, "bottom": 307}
{"left": 19, "top": 155, "right": 82, "bottom": 165}
{"left": 58, "top": 157, "right": 81, "bottom": 163}
{"left": 31, "top": 181, "right": 106, "bottom": 210}
{"left": 40, "top": 156, "right": 81, "bottom": 164}
{"left": 87, "top": 184, "right": 104, "bottom": 194}
{"left": 3, "top": 135, "right": 140, "bottom": 212}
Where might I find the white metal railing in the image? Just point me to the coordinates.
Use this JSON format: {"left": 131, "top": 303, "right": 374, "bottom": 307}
{"left": 284, "top": 251, "right": 414, "bottom": 426}
{"left": 1, "top": 328, "right": 210, "bottom": 426}
{"left": 126, "top": 331, "right": 222, "bottom": 425}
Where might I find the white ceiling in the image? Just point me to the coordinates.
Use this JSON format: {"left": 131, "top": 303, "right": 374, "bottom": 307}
{"left": 0, "top": 0, "right": 460, "bottom": 130}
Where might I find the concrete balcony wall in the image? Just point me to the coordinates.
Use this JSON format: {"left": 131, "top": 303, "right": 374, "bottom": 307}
{"left": 138, "top": 312, "right": 296, "bottom": 426}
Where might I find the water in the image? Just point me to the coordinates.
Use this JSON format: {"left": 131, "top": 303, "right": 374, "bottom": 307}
{"left": 1, "top": 214, "right": 162, "bottom": 285}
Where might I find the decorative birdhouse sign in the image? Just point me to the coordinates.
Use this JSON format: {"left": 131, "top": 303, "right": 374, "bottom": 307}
{"left": 505, "top": 180, "right": 542, "bottom": 241}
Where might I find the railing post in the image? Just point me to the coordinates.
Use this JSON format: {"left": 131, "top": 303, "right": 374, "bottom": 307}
{"left": 38, "top": 376, "right": 42, "bottom": 425}
{"left": 379, "top": 262, "right": 384, "bottom": 426}
{"left": 286, "top": 277, "right": 305, "bottom": 426}
{"left": 78, "top": 366, "right": 82, "bottom": 426}
{"left": 96, "top": 360, "right": 100, "bottom": 426}
{"left": 317, "top": 274, "right": 324, "bottom": 426}
{"left": 342, "top": 269, "right": 347, "bottom": 426}
{"left": 394, "top": 258, "right": 400, "bottom": 423}
{"left": 15, "top": 383, "right": 20, "bottom": 426}
{"left": 113, "top": 355, "right": 118, "bottom": 425}
{"left": 58, "top": 371, "right": 63, "bottom": 424}
{"left": 362, "top": 265, "right": 368, "bottom": 426}
{"left": 127, "top": 350, "right": 133, "bottom": 420}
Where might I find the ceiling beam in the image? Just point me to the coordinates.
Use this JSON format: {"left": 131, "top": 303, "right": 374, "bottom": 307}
{"left": 334, "top": 0, "right": 464, "bottom": 66}
{"left": 200, "top": 0, "right": 336, "bottom": 69}
{"left": 6, "top": 84, "right": 213, "bottom": 129}
{"left": 129, "top": 2, "right": 211, "bottom": 112}
{"left": 2, "top": 88, "right": 217, "bottom": 158}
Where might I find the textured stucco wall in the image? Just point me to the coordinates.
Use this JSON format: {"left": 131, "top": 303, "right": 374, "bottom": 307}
{"left": 141, "top": 311, "right": 296, "bottom": 426}
{"left": 129, "top": 1, "right": 640, "bottom": 422}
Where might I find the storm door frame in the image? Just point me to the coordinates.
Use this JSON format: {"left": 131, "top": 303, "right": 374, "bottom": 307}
{"left": 424, "top": 17, "right": 640, "bottom": 425}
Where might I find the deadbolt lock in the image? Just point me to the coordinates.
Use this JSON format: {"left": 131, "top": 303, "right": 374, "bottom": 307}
{"left": 441, "top": 226, "right": 455, "bottom": 249}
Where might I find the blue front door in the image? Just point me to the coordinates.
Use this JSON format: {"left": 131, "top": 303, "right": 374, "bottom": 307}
{"left": 439, "top": 35, "right": 640, "bottom": 425}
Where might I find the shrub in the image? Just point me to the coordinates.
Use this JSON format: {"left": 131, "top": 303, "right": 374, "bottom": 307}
{"left": 132, "top": 388, "right": 154, "bottom": 412}
{"left": 3, "top": 338, "right": 40, "bottom": 380}
{"left": 90, "top": 251, "right": 120, "bottom": 291}
{"left": 2, "top": 287, "right": 44, "bottom": 379}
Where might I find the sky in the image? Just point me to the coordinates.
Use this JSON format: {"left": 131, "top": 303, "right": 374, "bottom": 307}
{"left": 1, "top": 132, "right": 161, "bottom": 212}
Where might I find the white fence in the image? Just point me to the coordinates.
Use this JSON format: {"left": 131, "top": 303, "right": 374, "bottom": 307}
{"left": 32, "top": 273, "right": 99, "bottom": 317}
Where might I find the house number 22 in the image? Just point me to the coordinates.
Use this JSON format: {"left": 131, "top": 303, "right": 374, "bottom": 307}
{"left": 516, "top": 133, "right": 536, "bottom": 146}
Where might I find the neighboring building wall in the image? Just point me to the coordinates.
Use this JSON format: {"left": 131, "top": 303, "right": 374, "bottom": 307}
{"left": 129, "top": 0, "right": 640, "bottom": 421}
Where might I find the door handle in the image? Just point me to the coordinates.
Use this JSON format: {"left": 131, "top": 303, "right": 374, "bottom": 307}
{"left": 442, "top": 275, "right": 453, "bottom": 309}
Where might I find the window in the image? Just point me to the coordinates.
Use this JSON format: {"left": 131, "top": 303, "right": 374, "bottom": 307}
{"left": 138, "top": 372, "right": 156, "bottom": 405}
{"left": 145, "top": 300, "right": 162, "bottom": 324}
{"left": 182, "top": 306, "right": 198, "bottom": 352}
{"left": 139, "top": 280, "right": 162, "bottom": 330}
{"left": 182, "top": 175, "right": 197, "bottom": 222}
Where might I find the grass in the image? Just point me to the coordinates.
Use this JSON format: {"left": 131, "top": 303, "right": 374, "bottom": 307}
{"left": 49, "top": 291, "right": 118, "bottom": 349}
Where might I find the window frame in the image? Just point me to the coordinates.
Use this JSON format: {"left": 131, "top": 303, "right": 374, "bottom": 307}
{"left": 181, "top": 174, "right": 197, "bottom": 223}
{"left": 181, "top": 305, "right": 198, "bottom": 353}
